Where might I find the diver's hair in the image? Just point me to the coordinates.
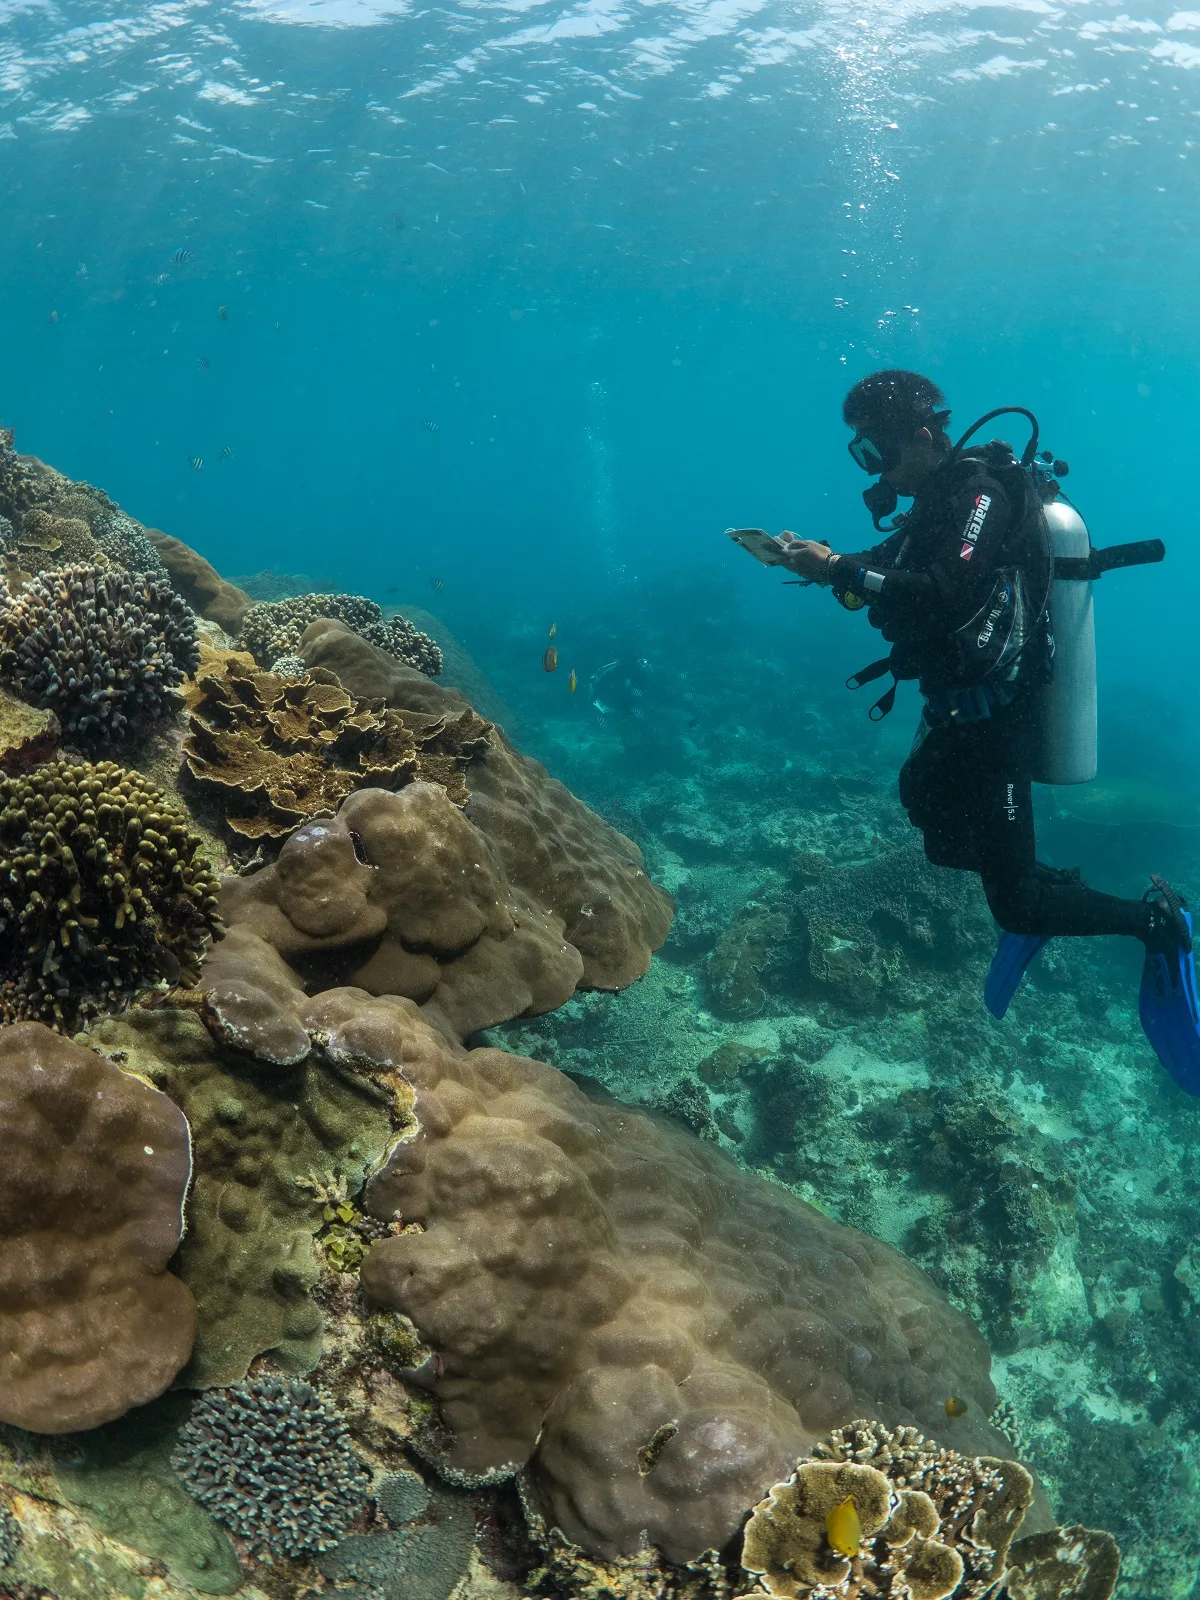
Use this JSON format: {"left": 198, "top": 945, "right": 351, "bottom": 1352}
{"left": 842, "top": 370, "right": 950, "bottom": 447}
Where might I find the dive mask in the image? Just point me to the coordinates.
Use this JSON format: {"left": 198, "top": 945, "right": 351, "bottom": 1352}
{"left": 847, "top": 431, "right": 896, "bottom": 475}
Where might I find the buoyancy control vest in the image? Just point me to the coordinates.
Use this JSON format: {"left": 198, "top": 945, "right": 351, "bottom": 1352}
{"left": 841, "top": 408, "right": 1165, "bottom": 785}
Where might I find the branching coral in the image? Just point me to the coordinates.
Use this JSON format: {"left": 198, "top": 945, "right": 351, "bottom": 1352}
{"left": 0, "top": 1023, "right": 196, "bottom": 1433}
{"left": 0, "top": 565, "right": 200, "bottom": 744}
{"left": 171, "top": 1376, "right": 370, "bottom": 1557}
{"left": 238, "top": 591, "right": 443, "bottom": 677}
{"left": 182, "top": 653, "right": 492, "bottom": 838}
{"left": 0, "top": 759, "right": 223, "bottom": 1028}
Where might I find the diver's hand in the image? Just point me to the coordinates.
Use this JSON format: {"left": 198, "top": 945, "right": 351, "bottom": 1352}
{"left": 778, "top": 535, "right": 839, "bottom": 585}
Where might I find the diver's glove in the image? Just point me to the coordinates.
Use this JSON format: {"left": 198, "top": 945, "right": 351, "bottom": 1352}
{"left": 1143, "top": 875, "right": 1192, "bottom": 956}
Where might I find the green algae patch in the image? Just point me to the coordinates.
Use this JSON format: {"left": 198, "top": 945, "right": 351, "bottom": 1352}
{"left": 89, "top": 1007, "right": 394, "bottom": 1387}
{"left": 52, "top": 1395, "right": 242, "bottom": 1595}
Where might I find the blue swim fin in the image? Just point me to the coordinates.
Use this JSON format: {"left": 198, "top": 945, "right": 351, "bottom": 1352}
{"left": 1139, "top": 907, "right": 1200, "bottom": 1095}
{"left": 984, "top": 932, "right": 1051, "bottom": 1020}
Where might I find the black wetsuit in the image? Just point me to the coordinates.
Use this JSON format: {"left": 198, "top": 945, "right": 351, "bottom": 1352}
{"left": 829, "top": 455, "right": 1151, "bottom": 942}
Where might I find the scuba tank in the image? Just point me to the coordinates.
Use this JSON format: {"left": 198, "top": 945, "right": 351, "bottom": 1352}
{"left": 1031, "top": 497, "right": 1096, "bottom": 786}
{"left": 838, "top": 407, "right": 1166, "bottom": 775}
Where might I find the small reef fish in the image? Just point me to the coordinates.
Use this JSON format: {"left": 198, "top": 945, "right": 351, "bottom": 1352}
{"left": 220, "top": 445, "right": 233, "bottom": 459}
{"left": 944, "top": 1395, "right": 969, "bottom": 1418}
{"left": 548, "top": 623, "right": 556, "bottom": 639}
{"left": 197, "top": 355, "right": 209, "bottom": 370}
{"left": 542, "top": 645, "right": 558, "bottom": 673}
{"left": 569, "top": 669, "right": 577, "bottom": 694}
{"left": 430, "top": 576, "right": 444, "bottom": 592}
{"left": 218, "top": 305, "right": 228, "bottom": 321}
{"left": 189, "top": 456, "right": 204, "bottom": 471}
{"left": 48, "top": 309, "right": 59, "bottom": 324}
{"left": 826, "top": 1496, "right": 861, "bottom": 1558}
{"left": 170, "top": 248, "right": 196, "bottom": 264}
{"left": 422, "top": 420, "right": 439, "bottom": 433}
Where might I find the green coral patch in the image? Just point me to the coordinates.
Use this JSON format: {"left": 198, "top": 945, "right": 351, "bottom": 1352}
{"left": 89, "top": 1008, "right": 394, "bottom": 1387}
{"left": 52, "top": 1395, "right": 242, "bottom": 1595}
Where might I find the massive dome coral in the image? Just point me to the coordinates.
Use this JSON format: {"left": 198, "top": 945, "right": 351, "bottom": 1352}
{"left": 0, "top": 1023, "right": 196, "bottom": 1434}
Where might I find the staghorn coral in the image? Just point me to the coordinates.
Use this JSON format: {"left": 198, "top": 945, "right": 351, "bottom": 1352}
{"left": 0, "top": 564, "right": 200, "bottom": 744}
{"left": 171, "top": 1376, "right": 370, "bottom": 1557}
{"left": 0, "top": 1501, "right": 19, "bottom": 1568}
{"left": 0, "top": 759, "right": 223, "bottom": 1029}
{"left": 239, "top": 592, "right": 443, "bottom": 677}
{"left": 0, "top": 1023, "right": 196, "bottom": 1433}
{"left": 298, "top": 618, "right": 675, "bottom": 993}
{"left": 181, "top": 652, "right": 491, "bottom": 839}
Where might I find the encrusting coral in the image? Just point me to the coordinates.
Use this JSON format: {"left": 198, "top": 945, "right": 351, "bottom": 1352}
{"left": 0, "top": 758, "right": 223, "bottom": 1029}
{"left": 0, "top": 1023, "right": 196, "bottom": 1434}
{"left": 89, "top": 993, "right": 404, "bottom": 1386}
{"left": 238, "top": 591, "right": 443, "bottom": 677}
{"left": 0, "top": 564, "right": 200, "bottom": 745}
{"left": 181, "top": 651, "right": 492, "bottom": 839}
{"left": 171, "top": 1376, "right": 370, "bottom": 1558}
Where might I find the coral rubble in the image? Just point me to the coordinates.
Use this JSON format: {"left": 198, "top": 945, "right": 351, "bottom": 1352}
{"left": 0, "top": 1023, "right": 196, "bottom": 1433}
{"left": 0, "top": 758, "right": 222, "bottom": 1028}
{"left": 171, "top": 1376, "right": 370, "bottom": 1557}
{"left": 238, "top": 591, "right": 444, "bottom": 677}
{"left": 0, "top": 565, "right": 200, "bottom": 745}
{"left": 182, "top": 652, "right": 491, "bottom": 838}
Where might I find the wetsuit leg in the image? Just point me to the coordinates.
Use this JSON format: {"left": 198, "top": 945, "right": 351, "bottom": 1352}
{"left": 901, "top": 703, "right": 1152, "bottom": 940}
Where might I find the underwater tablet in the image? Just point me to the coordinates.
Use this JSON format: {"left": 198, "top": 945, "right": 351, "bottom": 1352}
{"left": 726, "top": 526, "right": 788, "bottom": 566}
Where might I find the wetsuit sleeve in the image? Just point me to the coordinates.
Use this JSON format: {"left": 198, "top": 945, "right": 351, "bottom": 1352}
{"left": 830, "top": 480, "right": 1013, "bottom": 621}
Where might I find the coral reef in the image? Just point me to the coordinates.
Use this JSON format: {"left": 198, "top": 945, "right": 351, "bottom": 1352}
{"left": 215, "top": 785, "right": 584, "bottom": 1037}
{"left": 181, "top": 652, "right": 492, "bottom": 839}
{"left": 0, "top": 427, "right": 167, "bottom": 580}
{"left": 738, "top": 1423, "right": 1118, "bottom": 1600}
{"left": 0, "top": 565, "right": 200, "bottom": 745}
{"left": 89, "top": 996, "right": 404, "bottom": 1386}
{"left": 0, "top": 1023, "right": 196, "bottom": 1433}
{"left": 0, "top": 685, "right": 58, "bottom": 774}
{"left": 298, "top": 618, "right": 675, "bottom": 993}
{"left": 351, "top": 1003, "right": 1011, "bottom": 1564}
{"left": 239, "top": 592, "right": 444, "bottom": 677}
{"left": 50, "top": 1395, "right": 243, "bottom": 1594}
{"left": 147, "top": 531, "right": 254, "bottom": 635}
{"left": 171, "top": 1376, "right": 370, "bottom": 1557}
{"left": 317, "top": 1487, "right": 476, "bottom": 1600}
{"left": 0, "top": 759, "right": 222, "bottom": 1029}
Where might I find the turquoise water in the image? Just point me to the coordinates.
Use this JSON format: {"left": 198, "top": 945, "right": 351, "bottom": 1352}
{"left": 6, "top": 1, "right": 1200, "bottom": 1593}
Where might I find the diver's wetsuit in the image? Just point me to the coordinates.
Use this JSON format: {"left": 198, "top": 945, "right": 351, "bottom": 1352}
{"left": 828, "top": 455, "right": 1152, "bottom": 942}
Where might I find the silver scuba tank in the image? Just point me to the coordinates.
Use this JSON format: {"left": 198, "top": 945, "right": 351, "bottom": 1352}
{"left": 1031, "top": 498, "right": 1097, "bottom": 786}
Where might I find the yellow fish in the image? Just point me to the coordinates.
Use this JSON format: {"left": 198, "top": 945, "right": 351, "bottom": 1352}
{"left": 826, "top": 1496, "right": 861, "bottom": 1558}
{"left": 945, "top": 1395, "right": 968, "bottom": 1418}
{"left": 548, "top": 623, "right": 557, "bottom": 639}
{"left": 569, "top": 669, "right": 577, "bottom": 694}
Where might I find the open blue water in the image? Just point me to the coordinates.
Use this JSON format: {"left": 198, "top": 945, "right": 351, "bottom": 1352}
{"left": 6, "top": 0, "right": 1200, "bottom": 1590}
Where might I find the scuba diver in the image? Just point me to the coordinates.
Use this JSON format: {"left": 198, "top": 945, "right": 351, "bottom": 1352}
{"left": 728, "top": 369, "right": 1200, "bottom": 1089}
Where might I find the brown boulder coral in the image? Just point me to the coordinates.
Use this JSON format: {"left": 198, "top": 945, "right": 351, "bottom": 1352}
{"left": 338, "top": 1002, "right": 1011, "bottom": 1564}
{"left": 0, "top": 759, "right": 223, "bottom": 1029}
{"left": 0, "top": 1022, "right": 196, "bottom": 1433}
{"left": 214, "top": 785, "right": 583, "bottom": 1037}
{"left": 298, "top": 617, "right": 674, "bottom": 993}
{"left": 182, "top": 652, "right": 491, "bottom": 839}
{"left": 146, "top": 531, "right": 254, "bottom": 635}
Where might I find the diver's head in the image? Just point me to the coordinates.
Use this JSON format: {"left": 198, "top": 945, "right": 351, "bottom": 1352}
{"left": 843, "top": 369, "right": 951, "bottom": 497}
